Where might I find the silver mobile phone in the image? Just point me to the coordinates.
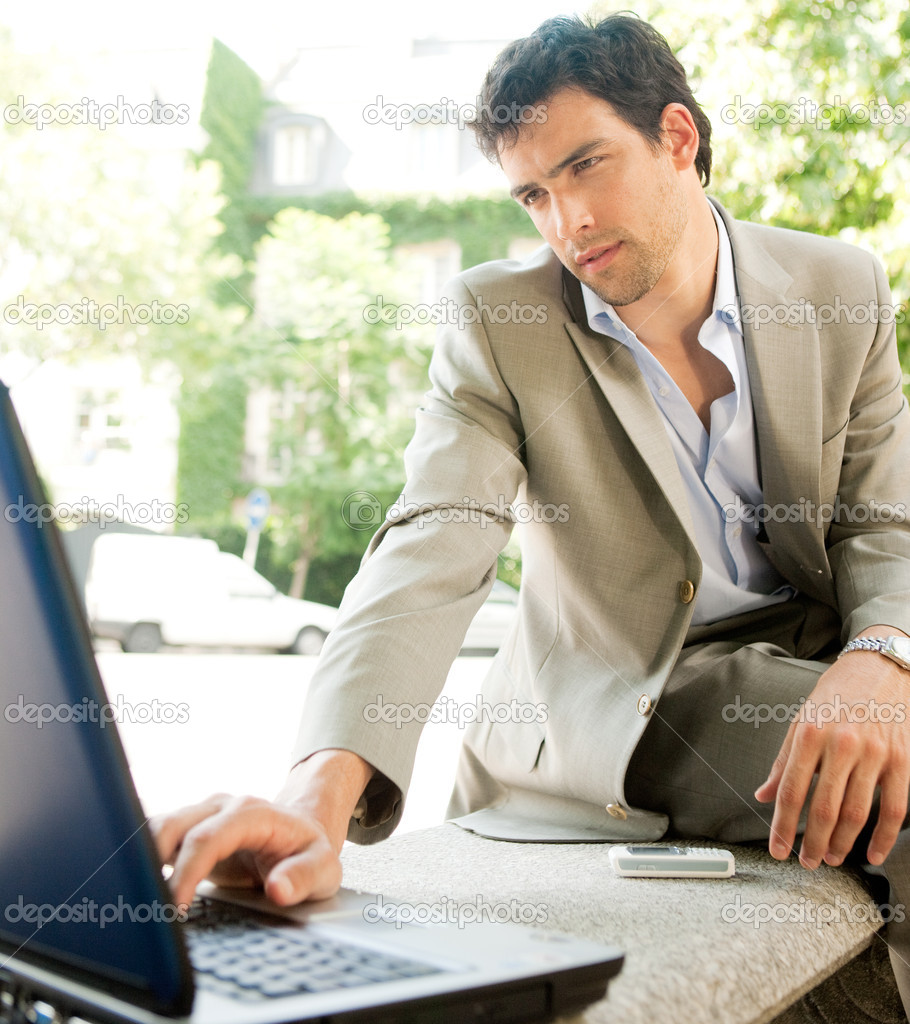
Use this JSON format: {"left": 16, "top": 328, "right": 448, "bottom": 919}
{"left": 608, "top": 844, "right": 735, "bottom": 878}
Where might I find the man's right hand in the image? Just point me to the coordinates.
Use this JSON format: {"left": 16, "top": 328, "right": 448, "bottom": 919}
{"left": 150, "top": 749, "right": 375, "bottom": 910}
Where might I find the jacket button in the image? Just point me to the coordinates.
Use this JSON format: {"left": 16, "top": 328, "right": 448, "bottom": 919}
{"left": 605, "top": 803, "right": 627, "bottom": 820}
{"left": 678, "top": 579, "right": 696, "bottom": 603}
{"left": 637, "top": 694, "right": 652, "bottom": 716}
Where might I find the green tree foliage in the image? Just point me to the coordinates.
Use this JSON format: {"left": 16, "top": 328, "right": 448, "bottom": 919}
{"left": 237, "top": 192, "right": 539, "bottom": 272}
{"left": 243, "top": 208, "right": 431, "bottom": 597}
{"left": 175, "top": 365, "right": 247, "bottom": 519}
{"left": 197, "top": 38, "right": 265, "bottom": 305}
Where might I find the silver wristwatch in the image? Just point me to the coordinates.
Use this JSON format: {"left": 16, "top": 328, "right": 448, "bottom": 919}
{"left": 839, "top": 636, "right": 910, "bottom": 671}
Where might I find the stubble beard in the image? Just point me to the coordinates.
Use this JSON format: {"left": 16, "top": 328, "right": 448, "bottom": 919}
{"left": 574, "top": 174, "right": 689, "bottom": 309}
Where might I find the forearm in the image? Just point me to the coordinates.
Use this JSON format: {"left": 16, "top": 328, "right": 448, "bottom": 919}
{"left": 837, "top": 623, "right": 910, "bottom": 697}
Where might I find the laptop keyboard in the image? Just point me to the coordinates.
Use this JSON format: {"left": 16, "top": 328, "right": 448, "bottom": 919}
{"left": 184, "top": 897, "right": 443, "bottom": 1002}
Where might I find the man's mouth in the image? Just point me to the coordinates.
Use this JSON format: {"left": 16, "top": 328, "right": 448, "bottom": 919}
{"left": 574, "top": 242, "right": 621, "bottom": 271}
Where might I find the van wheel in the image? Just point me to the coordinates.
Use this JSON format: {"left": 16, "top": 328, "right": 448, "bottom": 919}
{"left": 291, "top": 627, "right": 326, "bottom": 656}
{"left": 124, "top": 623, "right": 162, "bottom": 653}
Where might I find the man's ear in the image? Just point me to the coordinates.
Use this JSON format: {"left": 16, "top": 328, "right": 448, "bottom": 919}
{"left": 659, "top": 103, "right": 700, "bottom": 171}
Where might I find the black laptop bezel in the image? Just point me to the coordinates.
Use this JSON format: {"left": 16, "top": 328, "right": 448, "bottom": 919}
{"left": 0, "top": 380, "right": 195, "bottom": 1019}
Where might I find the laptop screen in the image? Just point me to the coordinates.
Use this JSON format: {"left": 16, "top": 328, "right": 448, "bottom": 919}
{"left": 0, "top": 382, "right": 193, "bottom": 1016}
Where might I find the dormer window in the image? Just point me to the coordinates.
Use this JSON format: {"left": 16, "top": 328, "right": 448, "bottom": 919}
{"left": 272, "top": 122, "right": 326, "bottom": 187}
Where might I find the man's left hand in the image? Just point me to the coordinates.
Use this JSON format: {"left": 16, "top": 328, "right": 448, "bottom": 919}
{"left": 755, "top": 626, "right": 910, "bottom": 869}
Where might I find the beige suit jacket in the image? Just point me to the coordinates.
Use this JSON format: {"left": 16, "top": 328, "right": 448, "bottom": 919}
{"left": 291, "top": 201, "right": 910, "bottom": 842}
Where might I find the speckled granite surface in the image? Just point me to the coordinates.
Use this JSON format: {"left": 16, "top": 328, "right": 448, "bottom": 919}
{"left": 341, "top": 825, "right": 898, "bottom": 1023}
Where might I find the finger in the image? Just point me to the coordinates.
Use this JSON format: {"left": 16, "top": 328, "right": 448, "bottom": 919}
{"left": 767, "top": 723, "right": 822, "bottom": 860}
{"left": 798, "top": 731, "right": 861, "bottom": 868}
{"left": 168, "top": 794, "right": 327, "bottom": 909}
{"left": 149, "top": 793, "right": 233, "bottom": 865}
{"left": 868, "top": 770, "right": 910, "bottom": 866}
{"left": 822, "top": 762, "right": 880, "bottom": 866}
{"left": 755, "top": 719, "right": 797, "bottom": 804}
{"left": 264, "top": 834, "right": 343, "bottom": 906}
{"left": 168, "top": 796, "right": 315, "bottom": 908}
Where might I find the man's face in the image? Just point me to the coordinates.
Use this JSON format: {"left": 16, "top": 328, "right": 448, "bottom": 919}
{"left": 501, "top": 88, "right": 689, "bottom": 308}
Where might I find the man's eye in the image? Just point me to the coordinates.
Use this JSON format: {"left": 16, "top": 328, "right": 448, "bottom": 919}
{"left": 522, "top": 190, "right": 544, "bottom": 206}
{"left": 576, "top": 156, "right": 599, "bottom": 170}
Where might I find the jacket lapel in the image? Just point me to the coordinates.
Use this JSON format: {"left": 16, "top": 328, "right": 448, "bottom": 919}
{"left": 717, "top": 205, "right": 825, "bottom": 571}
{"left": 562, "top": 276, "right": 699, "bottom": 549}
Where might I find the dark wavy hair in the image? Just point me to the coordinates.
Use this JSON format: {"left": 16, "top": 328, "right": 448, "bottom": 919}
{"left": 472, "top": 13, "right": 712, "bottom": 186}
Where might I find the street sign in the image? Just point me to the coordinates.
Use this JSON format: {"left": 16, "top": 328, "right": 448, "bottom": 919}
{"left": 246, "top": 487, "right": 270, "bottom": 531}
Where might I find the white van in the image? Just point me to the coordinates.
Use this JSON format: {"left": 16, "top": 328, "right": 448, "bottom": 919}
{"left": 85, "top": 533, "right": 337, "bottom": 654}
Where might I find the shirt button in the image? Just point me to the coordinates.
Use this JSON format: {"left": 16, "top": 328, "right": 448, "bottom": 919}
{"left": 732, "top": 526, "right": 742, "bottom": 538}
{"left": 678, "top": 580, "right": 696, "bottom": 604}
{"left": 605, "top": 803, "right": 628, "bottom": 820}
{"left": 637, "top": 694, "right": 652, "bottom": 716}
{"left": 658, "top": 386, "right": 669, "bottom": 397}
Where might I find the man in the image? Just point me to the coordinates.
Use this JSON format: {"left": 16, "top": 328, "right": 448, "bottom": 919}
{"left": 154, "top": 10, "right": 910, "bottom": 1000}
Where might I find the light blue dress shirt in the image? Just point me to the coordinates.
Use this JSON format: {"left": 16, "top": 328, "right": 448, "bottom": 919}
{"left": 582, "top": 202, "right": 795, "bottom": 625}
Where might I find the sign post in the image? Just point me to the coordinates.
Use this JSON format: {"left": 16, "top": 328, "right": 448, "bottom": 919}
{"left": 243, "top": 487, "right": 270, "bottom": 567}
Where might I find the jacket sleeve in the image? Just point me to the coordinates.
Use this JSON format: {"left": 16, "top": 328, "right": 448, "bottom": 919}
{"left": 826, "top": 255, "right": 910, "bottom": 640}
{"left": 289, "top": 275, "right": 529, "bottom": 842}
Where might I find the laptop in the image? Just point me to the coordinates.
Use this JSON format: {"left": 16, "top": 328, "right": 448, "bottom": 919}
{"left": 0, "top": 379, "right": 623, "bottom": 1024}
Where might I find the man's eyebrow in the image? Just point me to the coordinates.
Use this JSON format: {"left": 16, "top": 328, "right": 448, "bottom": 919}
{"left": 509, "top": 138, "right": 614, "bottom": 199}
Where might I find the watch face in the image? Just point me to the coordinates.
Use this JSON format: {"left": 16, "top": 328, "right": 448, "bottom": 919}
{"left": 887, "top": 637, "right": 910, "bottom": 667}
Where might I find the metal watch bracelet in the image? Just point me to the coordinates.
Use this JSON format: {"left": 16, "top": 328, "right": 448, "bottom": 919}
{"left": 839, "top": 636, "right": 910, "bottom": 671}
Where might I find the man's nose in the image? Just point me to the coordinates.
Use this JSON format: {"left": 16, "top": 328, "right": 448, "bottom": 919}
{"left": 554, "top": 195, "right": 594, "bottom": 240}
